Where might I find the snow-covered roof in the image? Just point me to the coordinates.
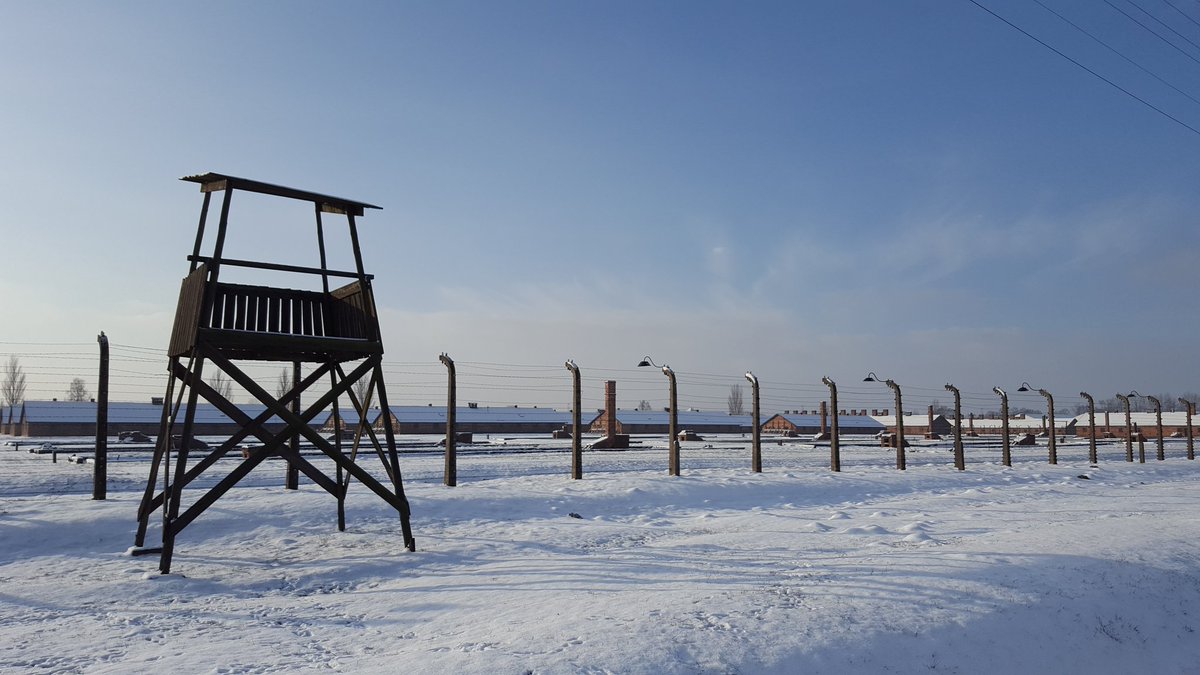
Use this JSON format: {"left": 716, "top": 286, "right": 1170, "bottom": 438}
{"left": 770, "top": 413, "right": 883, "bottom": 430}
{"left": 1071, "top": 411, "right": 1192, "bottom": 427}
{"left": 960, "top": 417, "right": 1069, "bottom": 430}
{"left": 19, "top": 401, "right": 107, "bottom": 424}
{"left": 386, "top": 406, "right": 573, "bottom": 425}
{"left": 870, "top": 413, "right": 949, "bottom": 428}
{"left": 593, "top": 410, "right": 753, "bottom": 429}
{"left": 328, "top": 406, "right": 383, "bottom": 426}
{"left": 18, "top": 400, "right": 331, "bottom": 426}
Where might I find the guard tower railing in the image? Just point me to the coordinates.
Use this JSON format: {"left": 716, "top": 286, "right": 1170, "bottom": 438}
{"left": 169, "top": 263, "right": 380, "bottom": 362}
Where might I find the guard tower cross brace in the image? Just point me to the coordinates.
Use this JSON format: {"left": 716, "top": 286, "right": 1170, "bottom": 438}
{"left": 132, "top": 172, "right": 415, "bottom": 574}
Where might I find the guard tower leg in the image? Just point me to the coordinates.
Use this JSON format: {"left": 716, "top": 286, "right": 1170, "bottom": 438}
{"left": 134, "top": 364, "right": 180, "bottom": 548}
{"left": 159, "top": 353, "right": 207, "bottom": 574}
{"left": 285, "top": 360, "right": 300, "bottom": 490}
{"left": 375, "top": 368, "right": 415, "bottom": 551}
{"left": 332, "top": 364, "right": 347, "bottom": 532}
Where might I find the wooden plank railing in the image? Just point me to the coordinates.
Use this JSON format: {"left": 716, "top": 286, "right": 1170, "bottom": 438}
{"left": 168, "top": 264, "right": 209, "bottom": 357}
{"left": 203, "top": 281, "right": 375, "bottom": 341}
{"left": 329, "top": 280, "right": 377, "bottom": 342}
{"left": 169, "top": 267, "right": 379, "bottom": 358}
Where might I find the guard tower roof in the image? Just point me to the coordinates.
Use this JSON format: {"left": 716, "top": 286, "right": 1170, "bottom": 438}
{"left": 181, "top": 172, "right": 382, "bottom": 217}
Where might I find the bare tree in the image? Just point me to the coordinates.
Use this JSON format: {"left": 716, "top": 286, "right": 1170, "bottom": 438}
{"left": 1158, "top": 392, "right": 1178, "bottom": 412}
{"left": 66, "top": 377, "right": 89, "bottom": 402}
{"left": 637, "top": 399, "right": 652, "bottom": 411}
{"left": 2, "top": 356, "right": 26, "bottom": 407}
{"left": 727, "top": 384, "right": 745, "bottom": 416}
{"left": 275, "top": 368, "right": 292, "bottom": 399}
{"left": 208, "top": 371, "right": 233, "bottom": 399}
{"left": 352, "top": 374, "right": 373, "bottom": 405}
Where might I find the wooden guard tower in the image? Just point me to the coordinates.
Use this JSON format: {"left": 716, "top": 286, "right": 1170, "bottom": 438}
{"left": 133, "top": 172, "right": 415, "bottom": 574}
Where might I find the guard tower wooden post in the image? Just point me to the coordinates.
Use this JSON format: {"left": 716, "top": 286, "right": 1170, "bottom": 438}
{"left": 132, "top": 173, "right": 415, "bottom": 574}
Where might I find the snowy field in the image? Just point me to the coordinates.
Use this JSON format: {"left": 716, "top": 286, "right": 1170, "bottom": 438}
{"left": 2, "top": 435, "right": 1199, "bottom": 674}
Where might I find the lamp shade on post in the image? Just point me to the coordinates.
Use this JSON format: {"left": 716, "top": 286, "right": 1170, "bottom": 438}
{"left": 638, "top": 356, "right": 679, "bottom": 476}
{"left": 1018, "top": 382, "right": 1056, "bottom": 465}
{"left": 565, "top": 360, "right": 582, "bottom": 480}
{"left": 865, "top": 372, "right": 905, "bottom": 470}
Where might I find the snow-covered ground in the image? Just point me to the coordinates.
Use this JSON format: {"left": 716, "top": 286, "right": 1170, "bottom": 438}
{"left": 2, "top": 436, "right": 1199, "bottom": 673}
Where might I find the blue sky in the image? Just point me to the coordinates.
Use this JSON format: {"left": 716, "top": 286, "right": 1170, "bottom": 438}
{"left": 1, "top": 1, "right": 1198, "bottom": 412}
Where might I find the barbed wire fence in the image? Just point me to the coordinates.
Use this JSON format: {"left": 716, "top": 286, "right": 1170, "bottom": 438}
{"left": 4, "top": 336, "right": 1199, "bottom": 502}
{"left": 3, "top": 338, "right": 1195, "bottom": 426}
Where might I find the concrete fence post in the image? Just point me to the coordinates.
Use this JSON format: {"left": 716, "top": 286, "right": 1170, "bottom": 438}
{"left": 821, "top": 376, "right": 840, "bottom": 472}
{"left": 746, "top": 372, "right": 761, "bottom": 473}
{"left": 1179, "top": 398, "right": 1195, "bottom": 461}
{"left": 440, "top": 353, "right": 457, "bottom": 486}
{"left": 945, "top": 383, "right": 964, "bottom": 470}
{"left": 565, "top": 360, "right": 582, "bottom": 479}
{"left": 993, "top": 387, "right": 1011, "bottom": 467}
{"left": 94, "top": 331, "right": 109, "bottom": 500}
{"left": 1080, "top": 392, "right": 1097, "bottom": 464}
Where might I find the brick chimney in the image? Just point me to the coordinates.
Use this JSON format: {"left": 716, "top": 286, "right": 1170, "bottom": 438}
{"left": 605, "top": 380, "right": 618, "bottom": 439}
